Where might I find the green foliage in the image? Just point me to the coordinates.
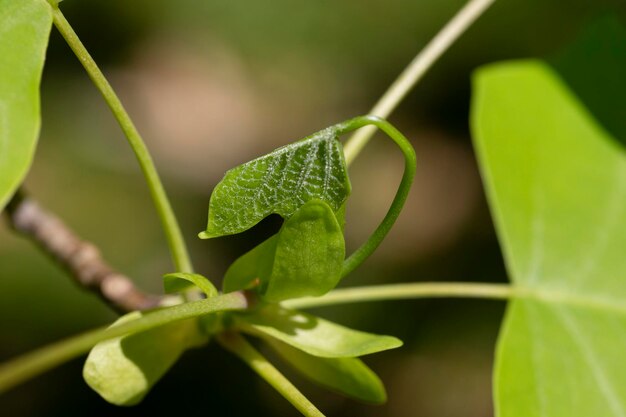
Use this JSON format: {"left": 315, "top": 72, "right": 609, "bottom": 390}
{"left": 238, "top": 305, "right": 402, "bottom": 358}
{"left": 83, "top": 312, "right": 207, "bottom": 406}
{"left": 0, "top": 0, "right": 51, "bottom": 211}
{"left": 163, "top": 272, "right": 218, "bottom": 297}
{"left": 224, "top": 200, "right": 345, "bottom": 302}
{"left": 472, "top": 60, "right": 626, "bottom": 417}
{"left": 200, "top": 127, "right": 351, "bottom": 238}
{"left": 267, "top": 338, "right": 387, "bottom": 404}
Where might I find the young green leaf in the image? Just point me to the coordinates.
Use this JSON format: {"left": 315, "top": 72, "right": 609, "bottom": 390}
{"left": 0, "top": 0, "right": 52, "bottom": 211}
{"left": 266, "top": 338, "right": 387, "bottom": 404}
{"left": 472, "top": 61, "right": 626, "bottom": 417}
{"left": 163, "top": 272, "right": 218, "bottom": 297}
{"left": 237, "top": 305, "right": 402, "bottom": 358}
{"left": 223, "top": 200, "right": 345, "bottom": 301}
{"left": 200, "top": 127, "right": 351, "bottom": 238}
{"left": 83, "top": 312, "right": 207, "bottom": 406}
{"left": 262, "top": 199, "right": 345, "bottom": 302}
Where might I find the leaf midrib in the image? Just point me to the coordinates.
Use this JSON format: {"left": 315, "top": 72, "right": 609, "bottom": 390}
{"left": 512, "top": 285, "right": 626, "bottom": 315}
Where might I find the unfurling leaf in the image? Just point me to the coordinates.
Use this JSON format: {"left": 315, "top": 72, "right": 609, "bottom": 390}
{"left": 238, "top": 305, "right": 402, "bottom": 358}
{"left": 163, "top": 272, "right": 218, "bottom": 297}
{"left": 200, "top": 127, "right": 351, "bottom": 238}
{"left": 83, "top": 312, "right": 207, "bottom": 406}
{"left": 223, "top": 200, "right": 345, "bottom": 302}
{"left": 472, "top": 60, "right": 626, "bottom": 417}
{"left": 0, "top": 0, "right": 52, "bottom": 211}
{"left": 267, "top": 338, "right": 387, "bottom": 404}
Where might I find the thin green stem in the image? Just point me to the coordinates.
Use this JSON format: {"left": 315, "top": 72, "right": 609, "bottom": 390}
{"left": 283, "top": 282, "right": 513, "bottom": 309}
{"left": 335, "top": 116, "right": 416, "bottom": 277}
{"left": 0, "top": 292, "right": 248, "bottom": 394}
{"left": 49, "top": 5, "right": 193, "bottom": 273}
{"left": 218, "top": 333, "right": 325, "bottom": 417}
{"left": 342, "top": 0, "right": 495, "bottom": 164}
{"left": 283, "top": 281, "right": 626, "bottom": 317}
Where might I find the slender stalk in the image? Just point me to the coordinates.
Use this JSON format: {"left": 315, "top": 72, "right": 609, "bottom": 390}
{"left": 218, "top": 333, "right": 325, "bottom": 417}
{"left": 342, "top": 0, "right": 495, "bottom": 164}
{"left": 0, "top": 292, "right": 248, "bottom": 394}
{"left": 49, "top": 5, "right": 193, "bottom": 273}
{"left": 335, "top": 116, "right": 416, "bottom": 277}
{"left": 283, "top": 282, "right": 513, "bottom": 309}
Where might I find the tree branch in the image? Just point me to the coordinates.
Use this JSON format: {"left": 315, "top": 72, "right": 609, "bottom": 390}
{"left": 4, "top": 192, "right": 163, "bottom": 313}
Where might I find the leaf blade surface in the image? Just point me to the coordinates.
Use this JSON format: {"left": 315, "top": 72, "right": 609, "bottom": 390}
{"left": 0, "top": 0, "right": 52, "bottom": 211}
{"left": 472, "top": 60, "right": 626, "bottom": 417}
{"left": 201, "top": 128, "right": 350, "bottom": 238}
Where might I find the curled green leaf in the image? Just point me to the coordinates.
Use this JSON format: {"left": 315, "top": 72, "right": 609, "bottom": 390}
{"left": 200, "top": 127, "right": 351, "bottom": 239}
{"left": 83, "top": 312, "right": 206, "bottom": 406}
{"left": 262, "top": 199, "right": 344, "bottom": 301}
{"left": 266, "top": 338, "right": 387, "bottom": 404}
{"left": 163, "top": 272, "right": 218, "bottom": 297}
{"left": 238, "top": 305, "right": 402, "bottom": 358}
{"left": 223, "top": 200, "right": 345, "bottom": 302}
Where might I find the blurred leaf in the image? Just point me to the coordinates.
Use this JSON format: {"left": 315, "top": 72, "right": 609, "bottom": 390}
{"left": 472, "top": 60, "right": 626, "bottom": 417}
{"left": 238, "top": 305, "right": 402, "bottom": 358}
{"left": 200, "top": 127, "right": 350, "bottom": 238}
{"left": 266, "top": 338, "right": 387, "bottom": 404}
{"left": 0, "top": 0, "right": 52, "bottom": 211}
{"left": 224, "top": 200, "right": 345, "bottom": 302}
{"left": 163, "top": 272, "right": 218, "bottom": 297}
{"left": 551, "top": 15, "right": 626, "bottom": 144}
{"left": 83, "top": 312, "right": 207, "bottom": 406}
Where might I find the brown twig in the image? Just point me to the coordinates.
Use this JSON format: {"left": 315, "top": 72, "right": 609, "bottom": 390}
{"left": 4, "top": 192, "right": 163, "bottom": 313}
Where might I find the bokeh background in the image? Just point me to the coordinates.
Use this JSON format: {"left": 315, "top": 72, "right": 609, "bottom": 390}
{"left": 1, "top": 0, "right": 625, "bottom": 416}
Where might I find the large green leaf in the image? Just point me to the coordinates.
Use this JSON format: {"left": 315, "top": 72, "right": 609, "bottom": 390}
{"left": 266, "top": 338, "right": 387, "bottom": 404}
{"left": 472, "top": 61, "right": 626, "bottom": 417}
{"left": 83, "top": 312, "right": 207, "bottom": 406}
{"left": 223, "top": 199, "right": 345, "bottom": 302}
{"left": 238, "top": 305, "right": 402, "bottom": 358}
{"left": 0, "top": 0, "right": 52, "bottom": 211}
{"left": 200, "top": 127, "right": 351, "bottom": 238}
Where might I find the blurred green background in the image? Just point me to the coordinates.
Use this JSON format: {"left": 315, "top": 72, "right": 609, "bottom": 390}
{"left": 1, "top": 0, "right": 625, "bottom": 415}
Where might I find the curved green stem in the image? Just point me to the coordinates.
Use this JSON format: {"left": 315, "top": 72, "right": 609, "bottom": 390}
{"left": 283, "top": 282, "right": 513, "bottom": 309}
{"left": 218, "top": 333, "right": 325, "bottom": 417}
{"left": 335, "top": 116, "right": 417, "bottom": 277}
{"left": 342, "top": 0, "right": 495, "bottom": 163}
{"left": 0, "top": 292, "right": 248, "bottom": 394}
{"left": 49, "top": 6, "right": 193, "bottom": 273}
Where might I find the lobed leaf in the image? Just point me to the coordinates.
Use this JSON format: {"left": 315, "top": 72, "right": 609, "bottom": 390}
{"left": 83, "top": 312, "right": 207, "bottom": 406}
{"left": 0, "top": 0, "right": 52, "bottom": 211}
{"left": 472, "top": 61, "right": 626, "bottom": 417}
{"left": 238, "top": 305, "right": 402, "bottom": 358}
{"left": 200, "top": 127, "right": 351, "bottom": 238}
{"left": 266, "top": 338, "right": 387, "bottom": 404}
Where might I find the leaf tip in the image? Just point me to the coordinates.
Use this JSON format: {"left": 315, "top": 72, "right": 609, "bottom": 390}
{"left": 198, "top": 231, "right": 212, "bottom": 239}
